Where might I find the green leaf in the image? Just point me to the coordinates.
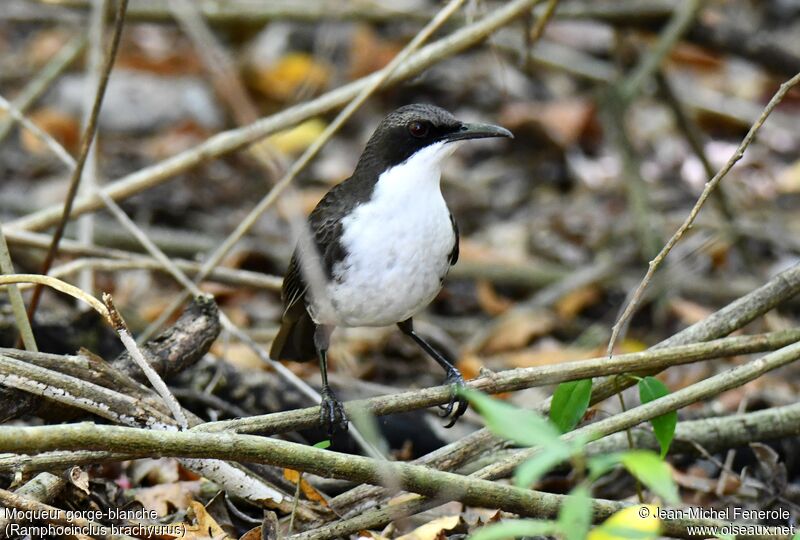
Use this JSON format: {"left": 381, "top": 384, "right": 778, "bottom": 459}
{"left": 469, "top": 519, "right": 561, "bottom": 540}
{"left": 587, "top": 452, "right": 623, "bottom": 481}
{"left": 558, "top": 485, "right": 591, "bottom": 540}
{"left": 313, "top": 440, "right": 331, "bottom": 449}
{"left": 514, "top": 442, "right": 574, "bottom": 487}
{"left": 638, "top": 377, "right": 677, "bottom": 457}
{"left": 515, "top": 437, "right": 589, "bottom": 487}
{"left": 550, "top": 379, "right": 592, "bottom": 433}
{"left": 461, "top": 389, "right": 561, "bottom": 447}
{"left": 621, "top": 450, "right": 680, "bottom": 504}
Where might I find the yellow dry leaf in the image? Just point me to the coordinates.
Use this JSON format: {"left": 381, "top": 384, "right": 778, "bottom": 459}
{"left": 268, "top": 118, "right": 327, "bottom": 155}
{"left": 396, "top": 515, "right": 461, "bottom": 540}
{"left": 618, "top": 338, "right": 647, "bottom": 354}
{"left": 251, "top": 52, "right": 329, "bottom": 101}
{"left": 283, "top": 469, "right": 329, "bottom": 507}
{"left": 182, "top": 500, "right": 231, "bottom": 540}
{"left": 587, "top": 505, "right": 660, "bottom": 540}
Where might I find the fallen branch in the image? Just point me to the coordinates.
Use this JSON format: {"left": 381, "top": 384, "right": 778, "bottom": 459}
{"left": 195, "top": 329, "right": 800, "bottom": 435}
{"left": 0, "top": 422, "right": 746, "bottom": 538}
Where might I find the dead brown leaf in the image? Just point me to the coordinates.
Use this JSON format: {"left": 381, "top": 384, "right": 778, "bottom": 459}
{"left": 182, "top": 500, "right": 231, "bottom": 540}
{"left": 500, "top": 99, "right": 595, "bottom": 147}
{"left": 348, "top": 25, "right": 402, "bottom": 79}
{"left": 669, "top": 298, "right": 714, "bottom": 326}
{"left": 480, "top": 310, "right": 557, "bottom": 355}
{"left": 283, "top": 469, "right": 329, "bottom": 507}
{"left": 555, "top": 285, "right": 601, "bottom": 320}
{"left": 475, "top": 280, "right": 513, "bottom": 315}
{"left": 133, "top": 481, "right": 202, "bottom": 517}
{"left": 239, "top": 526, "right": 262, "bottom": 540}
{"left": 20, "top": 108, "right": 80, "bottom": 155}
{"left": 504, "top": 345, "right": 598, "bottom": 368}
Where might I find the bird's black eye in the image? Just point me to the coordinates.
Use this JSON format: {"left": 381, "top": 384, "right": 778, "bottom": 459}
{"left": 408, "top": 121, "right": 430, "bottom": 138}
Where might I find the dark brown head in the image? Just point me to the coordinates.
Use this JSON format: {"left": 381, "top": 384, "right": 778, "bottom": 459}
{"left": 354, "top": 104, "right": 512, "bottom": 175}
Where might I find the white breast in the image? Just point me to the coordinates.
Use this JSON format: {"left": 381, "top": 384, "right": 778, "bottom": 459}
{"left": 313, "top": 142, "right": 458, "bottom": 327}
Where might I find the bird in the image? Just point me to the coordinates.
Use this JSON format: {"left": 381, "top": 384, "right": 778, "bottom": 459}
{"left": 270, "top": 104, "right": 513, "bottom": 435}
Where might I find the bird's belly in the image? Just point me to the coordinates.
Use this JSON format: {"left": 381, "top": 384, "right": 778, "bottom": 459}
{"left": 322, "top": 208, "right": 455, "bottom": 327}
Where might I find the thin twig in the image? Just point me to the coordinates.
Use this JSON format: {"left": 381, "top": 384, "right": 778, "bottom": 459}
{"left": 654, "top": 69, "right": 748, "bottom": 266}
{"left": 96, "top": 180, "right": 382, "bottom": 458}
{"left": 607, "top": 71, "right": 800, "bottom": 357}
{"left": 194, "top": 329, "right": 800, "bottom": 436}
{"left": 0, "top": 226, "right": 37, "bottom": 351}
{"left": 102, "top": 293, "right": 189, "bottom": 429}
{"left": 0, "top": 275, "right": 108, "bottom": 322}
{"left": 0, "top": 487, "right": 110, "bottom": 536}
{"left": 26, "top": 0, "right": 129, "bottom": 321}
{"left": 0, "top": 472, "right": 65, "bottom": 538}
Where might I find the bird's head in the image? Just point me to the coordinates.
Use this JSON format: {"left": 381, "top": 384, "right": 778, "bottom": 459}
{"left": 356, "top": 104, "right": 513, "bottom": 174}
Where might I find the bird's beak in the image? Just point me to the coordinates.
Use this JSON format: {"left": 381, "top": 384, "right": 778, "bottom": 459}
{"left": 444, "top": 122, "right": 514, "bottom": 143}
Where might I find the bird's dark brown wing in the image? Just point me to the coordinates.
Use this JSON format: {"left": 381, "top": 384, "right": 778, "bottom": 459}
{"left": 271, "top": 178, "right": 370, "bottom": 361}
{"left": 448, "top": 211, "right": 459, "bottom": 266}
{"left": 280, "top": 180, "right": 359, "bottom": 315}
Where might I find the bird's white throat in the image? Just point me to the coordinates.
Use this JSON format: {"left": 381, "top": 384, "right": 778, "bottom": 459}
{"left": 373, "top": 141, "right": 457, "bottom": 198}
{"left": 313, "top": 141, "right": 459, "bottom": 327}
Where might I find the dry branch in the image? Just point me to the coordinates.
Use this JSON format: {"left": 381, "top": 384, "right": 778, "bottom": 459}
{"left": 0, "top": 295, "right": 219, "bottom": 422}
{"left": 195, "top": 329, "right": 800, "bottom": 436}
{"left": 0, "top": 422, "right": 748, "bottom": 538}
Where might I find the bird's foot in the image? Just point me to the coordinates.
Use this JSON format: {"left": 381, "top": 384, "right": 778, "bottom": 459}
{"left": 439, "top": 368, "right": 469, "bottom": 428}
{"left": 320, "top": 386, "right": 348, "bottom": 436}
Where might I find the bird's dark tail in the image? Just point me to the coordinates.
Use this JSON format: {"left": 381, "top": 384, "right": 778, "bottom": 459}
{"left": 269, "top": 310, "right": 317, "bottom": 362}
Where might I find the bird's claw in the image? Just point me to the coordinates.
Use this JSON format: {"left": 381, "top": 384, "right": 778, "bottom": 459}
{"left": 439, "top": 369, "right": 469, "bottom": 428}
{"left": 320, "top": 387, "right": 348, "bottom": 436}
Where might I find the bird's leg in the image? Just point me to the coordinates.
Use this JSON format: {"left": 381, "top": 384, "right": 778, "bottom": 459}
{"left": 314, "top": 324, "right": 348, "bottom": 435}
{"left": 397, "top": 318, "right": 468, "bottom": 427}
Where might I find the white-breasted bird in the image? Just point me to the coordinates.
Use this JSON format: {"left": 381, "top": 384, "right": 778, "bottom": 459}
{"left": 270, "top": 104, "right": 513, "bottom": 434}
